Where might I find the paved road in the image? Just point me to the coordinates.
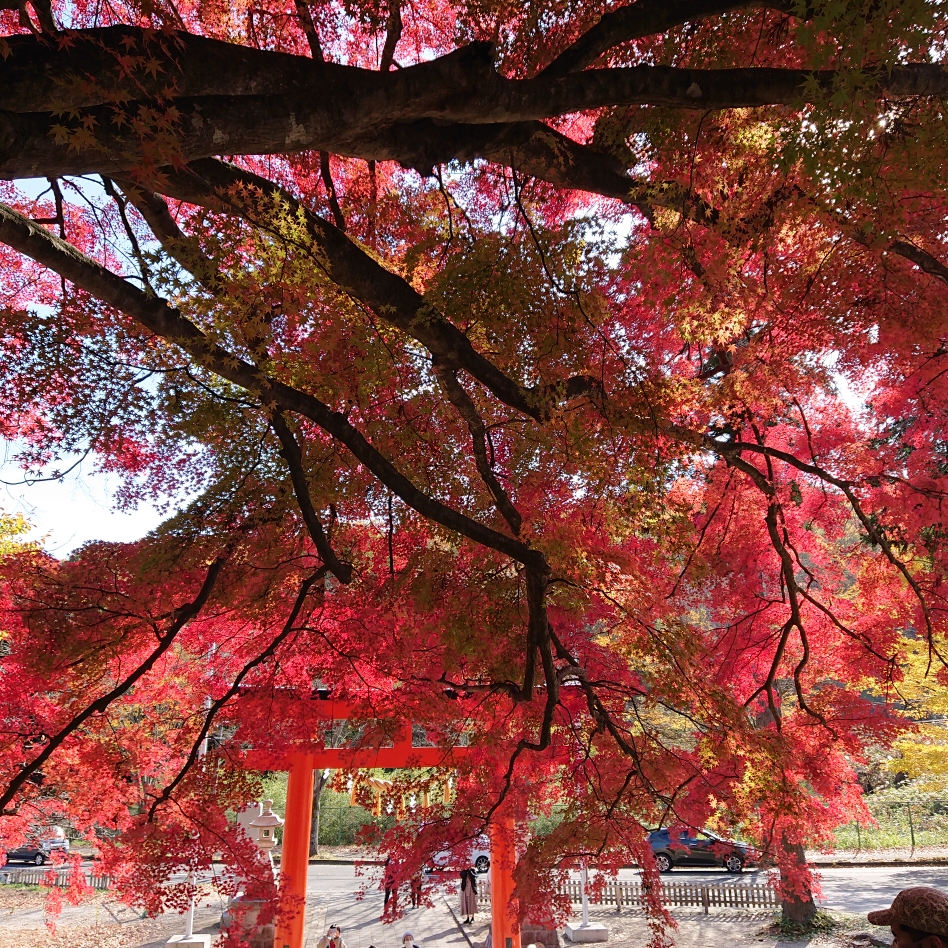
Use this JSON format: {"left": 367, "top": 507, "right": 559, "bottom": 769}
{"left": 305, "top": 863, "right": 948, "bottom": 916}
{"left": 38, "top": 859, "right": 947, "bottom": 918}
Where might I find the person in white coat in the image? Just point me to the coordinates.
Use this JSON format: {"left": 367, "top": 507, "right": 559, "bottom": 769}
{"left": 316, "top": 924, "right": 347, "bottom": 948}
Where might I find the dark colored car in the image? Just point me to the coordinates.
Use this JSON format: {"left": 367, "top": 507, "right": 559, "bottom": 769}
{"left": 647, "top": 828, "right": 752, "bottom": 874}
{"left": 5, "top": 827, "right": 70, "bottom": 866}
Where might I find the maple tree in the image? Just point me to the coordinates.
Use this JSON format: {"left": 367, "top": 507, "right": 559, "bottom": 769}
{"left": 0, "top": 0, "right": 947, "bottom": 938}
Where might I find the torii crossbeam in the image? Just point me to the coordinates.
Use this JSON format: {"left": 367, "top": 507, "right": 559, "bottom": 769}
{"left": 245, "top": 699, "right": 521, "bottom": 948}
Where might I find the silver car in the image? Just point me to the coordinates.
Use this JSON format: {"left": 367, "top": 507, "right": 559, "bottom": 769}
{"left": 427, "top": 834, "right": 491, "bottom": 873}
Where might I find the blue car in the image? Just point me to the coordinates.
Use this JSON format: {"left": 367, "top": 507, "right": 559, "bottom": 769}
{"left": 647, "top": 828, "right": 752, "bottom": 874}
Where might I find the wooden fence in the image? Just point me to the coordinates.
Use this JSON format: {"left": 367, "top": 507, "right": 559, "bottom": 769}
{"left": 0, "top": 867, "right": 112, "bottom": 890}
{"left": 475, "top": 878, "right": 777, "bottom": 914}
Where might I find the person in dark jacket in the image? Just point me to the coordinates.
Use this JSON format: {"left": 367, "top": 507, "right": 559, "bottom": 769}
{"left": 383, "top": 858, "right": 398, "bottom": 915}
{"left": 459, "top": 867, "right": 478, "bottom": 925}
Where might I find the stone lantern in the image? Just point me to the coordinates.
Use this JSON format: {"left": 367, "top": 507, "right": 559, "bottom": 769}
{"left": 237, "top": 801, "right": 264, "bottom": 844}
{"left": 219, "top": 801, "right": 284, "bottom": 948}
{"left": 250, "top": 800, "right": 283, "bottom": 865}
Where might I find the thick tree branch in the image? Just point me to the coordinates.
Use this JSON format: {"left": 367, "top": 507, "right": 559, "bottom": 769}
{"left": 540, "top": 0, "right": 794, "bottom": 77}
{"left": 101, "top": 176, "right": 155, "bottom": 293}
{"left": 4, "top": 25, "right": 942, "bottom": 117}
{"left": 155, "top": 158, "right": 544, "bottom": 421}
{"left": 0, "top": 553, "right": 227, "bottom": 815}
{"left": 1, "top": 43, "right": 945, "bottom": 178}
{"left": 887, "top": 239, "right": 948, "bottom": 287}
{"left": 0, "top": 201, "right": 547, "bottom": 571}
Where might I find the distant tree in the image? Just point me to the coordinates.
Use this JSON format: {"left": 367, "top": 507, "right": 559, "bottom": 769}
{"left": 883, "top": 637, "right": 948, "bottom": 793}
{"left": 311, "top": 770, "right": 331, "bottom": 856}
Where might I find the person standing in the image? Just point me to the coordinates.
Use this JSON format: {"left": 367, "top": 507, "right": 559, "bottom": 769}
{"left": 383, "top": 858, "right": 399, "bottom": 915}
{"left": 316, "top": 925, "right": 346, "bottom": 948}
{"left": 459, "top": 866, "right": 478, "bottom": 925}
{"left": 410, "top": 869, "right": 423, "bottom": 908}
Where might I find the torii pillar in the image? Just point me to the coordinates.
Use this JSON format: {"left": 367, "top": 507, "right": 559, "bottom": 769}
{"left": 274, "top": 753, "right": 314, "bottom": 948}
{"left": 490, "top": 814, "right": 521, "bottom": 948}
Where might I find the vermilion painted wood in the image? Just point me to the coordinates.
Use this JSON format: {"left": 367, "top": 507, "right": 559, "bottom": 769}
{"left": 251, "top": 703, "right": 482, "bottom": 948}
{"left": 275, "top": 753, "right": 315, "bottom": 948}
{"left": 246, "top": 746, "right": 469, "bottom": 769}
{"left": 490, "top": 815, "right": 520, "bottom": 948}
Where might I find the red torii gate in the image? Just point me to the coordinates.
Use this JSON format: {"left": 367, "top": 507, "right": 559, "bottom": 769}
{"left": 246, "top": 699, "right": 521, "bottom": 948}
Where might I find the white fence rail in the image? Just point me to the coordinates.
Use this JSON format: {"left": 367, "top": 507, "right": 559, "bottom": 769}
{"left": 0, "top": 867, "right": 112, "bottom": 890}
{"left": 475, "top": 878, "right": 777, "bottom": 914}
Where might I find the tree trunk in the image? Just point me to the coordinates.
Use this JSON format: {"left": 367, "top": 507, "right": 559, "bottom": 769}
{"left": 779, "top": 836, "right": 816, "bottom": 926}
{"left": 309, "top": 770, "right": 331, "bottom": 857}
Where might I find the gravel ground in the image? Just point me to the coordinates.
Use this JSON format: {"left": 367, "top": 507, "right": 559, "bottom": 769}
{"left": 578, "top": 908, "right": 894, "bottom": 948}
{"left": 0, "top": 876, "right": 901, "bottom": 948}
{"left": 0, "top": 885, "right": 222, "bottom": 948}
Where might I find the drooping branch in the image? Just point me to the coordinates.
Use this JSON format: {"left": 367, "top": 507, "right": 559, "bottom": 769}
{"left": 0, "top": 201, "right": 547, "bottom": 571}
{"left": 146, "top": 566, "right": 327, "bottom": 820}
{"left": 320, "top": 152, "right": 347, "bottom": 232}
{"left": 608, "top": 407, "right": 927, "bottom": 717}
{"left": 101, "top": 176, "right": 155, "bottom": 293}
{"left": 521, "top": 566, "right": 549, "bottom": 701}
{"left": 700, "top": 433, "right": 944, "bottom": 647}
{"left": 0, "top": 553, "right": 227, "bottom": 815}
{"left": 115, "top": 179, "right": 224, "bottom": 290}
{"left": 484, "top": 567, "right": 558, "bottom": 821}
{"left": 433, "top": 364, "right": 523, "bottom": 535}
{"left": 293, "top": 0, "right": 324, "bottom": 61}
{"left": 379, "top": 0, "right": 402, "bottom": 72}
{"left": 269, "top": 412, "right": 354, "bottom": 583}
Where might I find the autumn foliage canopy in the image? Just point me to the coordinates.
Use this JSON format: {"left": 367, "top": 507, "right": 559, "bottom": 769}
{"left": 0, "top": 0, "right": 946, "bottom": 932}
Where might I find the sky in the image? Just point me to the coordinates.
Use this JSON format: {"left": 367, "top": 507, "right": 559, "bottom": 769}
{"left": 0, "top": 175, "right": 167, "bottom": 555}
{"left": 0, "top": 446, "right": 167, "bottom": 556}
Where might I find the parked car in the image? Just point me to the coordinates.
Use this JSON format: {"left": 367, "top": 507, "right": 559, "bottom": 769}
{"left": 647, "top": 828, "right": 752, "bottom": 873}
{"left": 426, "top": 834, "right": 491, "bottom": 873}
{"left": 5, "top": 826, "right": 70, "bottom": 866}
